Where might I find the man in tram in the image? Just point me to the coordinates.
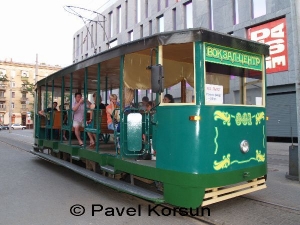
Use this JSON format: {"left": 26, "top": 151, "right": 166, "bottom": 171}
{"left": 72, "top": 92, "right": 91, "bottom": 146}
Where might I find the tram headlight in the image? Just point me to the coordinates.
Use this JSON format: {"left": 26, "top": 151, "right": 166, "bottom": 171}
{"left": 240, "top": 140, "right": 249, "bottom": 153}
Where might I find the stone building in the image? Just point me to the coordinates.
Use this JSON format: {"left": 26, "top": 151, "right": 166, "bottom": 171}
{"left": 0, "top": 60, "right": 61, "bottom": 126}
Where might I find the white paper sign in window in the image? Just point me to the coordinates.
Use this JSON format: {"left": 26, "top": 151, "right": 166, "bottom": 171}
{"left": 205, "top": 84, "right": 223, "bottom": 104}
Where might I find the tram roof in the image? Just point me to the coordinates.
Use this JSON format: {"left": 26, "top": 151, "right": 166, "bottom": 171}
{"left": 38, "top": 27, "right": 269, "bottom": 87}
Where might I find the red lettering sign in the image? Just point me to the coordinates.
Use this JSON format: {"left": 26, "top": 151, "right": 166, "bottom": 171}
{"left": 248, "top": 18, "right": 288, "bottom": 74}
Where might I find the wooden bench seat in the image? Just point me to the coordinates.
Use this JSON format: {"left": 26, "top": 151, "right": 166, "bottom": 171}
{"left": 40, "top": 110, "right": 113, "bottom": 134}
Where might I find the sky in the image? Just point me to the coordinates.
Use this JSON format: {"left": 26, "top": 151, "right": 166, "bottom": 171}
{"left": 0, "top": 0, "right": 112, "bottom": 68}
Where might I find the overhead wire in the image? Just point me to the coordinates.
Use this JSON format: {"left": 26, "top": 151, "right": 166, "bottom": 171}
{"left": 64, "top": 5, "right": 109, "bottom": 57}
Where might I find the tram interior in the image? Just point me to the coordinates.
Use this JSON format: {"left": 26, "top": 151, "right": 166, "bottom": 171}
{"left": 37, "top": 42, "right": 197, "bottom": 162}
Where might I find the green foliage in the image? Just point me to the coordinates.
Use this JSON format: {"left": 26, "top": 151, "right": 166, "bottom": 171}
{"left": 22, "top": 81, "right": 35, "bottom": 97}
{"left": 0, "top": 72, "right": 9, "bottom": 82}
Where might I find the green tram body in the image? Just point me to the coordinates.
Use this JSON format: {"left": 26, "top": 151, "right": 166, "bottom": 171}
{"left": 32, "top": 28, "right": 269, "bottom": 208}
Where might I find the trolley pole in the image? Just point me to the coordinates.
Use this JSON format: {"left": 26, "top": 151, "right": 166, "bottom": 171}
{"left": 290, "top": 0, "right": 300, "bottom": 181}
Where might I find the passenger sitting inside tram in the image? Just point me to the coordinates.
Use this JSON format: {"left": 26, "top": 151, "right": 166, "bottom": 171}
{"left": 38, "top": 102, "right": 58, "bottom": 118}
{"left": 140, "top": 96, "right": 149, "bottom": 110}
{"left": 145, "top": 101, "right": 153, "bottom": 112}
{"left": 86, "top": 93, "right": 106, "bottom": 148}
{"left": 38, "top": 102, "right": 58, "bottom": 139}
{"left": 163, "top": 94, "right": 174, "bottom": 103}
{"left": 59, "top": 105, "right": 68, "bottom": 141}
{"left": 106, "top": 94, "right": 120, "bottom": 131}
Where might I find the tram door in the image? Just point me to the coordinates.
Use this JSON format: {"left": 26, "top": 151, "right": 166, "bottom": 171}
{"left": 123, "top": 112, "right": 143, "bottom": 156}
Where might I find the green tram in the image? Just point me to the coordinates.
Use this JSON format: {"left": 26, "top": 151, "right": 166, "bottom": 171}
{"left": 32, "top": 28, "right": 269, "bottom": 208}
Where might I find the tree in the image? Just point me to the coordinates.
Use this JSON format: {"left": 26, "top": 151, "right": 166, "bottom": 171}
{"left": 0, "top": 70, "right": 8, "bottom": 82}
{"left": 22, "top": 81, "right": 35, "bottom": 97}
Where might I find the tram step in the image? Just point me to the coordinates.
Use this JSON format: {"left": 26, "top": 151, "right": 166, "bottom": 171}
{"left": 101, "top": 165, "right": 116, "bottom": 174}
{"left": 30, "top": 150, "right": 164, "bottom": 203}
{"left": 71, "top": 155, "right": 80, "bottom": 161}
{"left": 52, "top": 148, "right": 59, "bottom": 153}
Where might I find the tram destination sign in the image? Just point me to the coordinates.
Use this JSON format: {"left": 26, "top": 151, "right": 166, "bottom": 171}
{"left": 204, "top": 43, "right": 263, "bottom": 71}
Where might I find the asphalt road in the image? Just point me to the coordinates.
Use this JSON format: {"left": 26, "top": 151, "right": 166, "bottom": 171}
{"left": 1, "top": 130, "right": 300, "bottom": 224}
{"left": 0, "top": 130, "right": 205, "bottom": 225}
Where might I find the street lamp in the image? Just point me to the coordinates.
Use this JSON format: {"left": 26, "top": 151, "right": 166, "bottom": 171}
{"left": 8, "top": 79, "right": 12, "bottom": 133}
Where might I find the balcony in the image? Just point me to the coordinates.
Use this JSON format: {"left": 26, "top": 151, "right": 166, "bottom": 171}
{"left": 21, "top": 76, "right": 29, "bottom": 81}
{"left": 0, "top": 85, "right": 7, "bottom": 90}
{"left": 0, "top": 97, "right": 6, "bottom": 101}
{"left": 20, "top": 97, "right": 27, "bottom": 103}
{"left": 0, "top": 106, "right": 6, "bottom": 112}
{"left": 21, "top": 108, "right": 29, "bottom": 113}
{"left": 20, "top": 86, "right": 28, "bottom": 92}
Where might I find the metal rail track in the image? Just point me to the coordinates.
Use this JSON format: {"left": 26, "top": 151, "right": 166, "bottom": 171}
{"left": 240, "top": 196, "right": 300, "bottom": 214}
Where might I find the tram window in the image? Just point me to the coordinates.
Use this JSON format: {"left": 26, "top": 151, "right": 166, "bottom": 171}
{"left": 123, "top": 43, "right": 194, "bottom": 104}
{"left": 205, "top": 62, "right": 263, "bottom": 106}
{"left": 162, "top": 43, "right": 195, "bottom": 104}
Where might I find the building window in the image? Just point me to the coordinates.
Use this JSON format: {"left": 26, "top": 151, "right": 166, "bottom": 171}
{"left": 145, "top": 0, "right": 149, "bottom": 18}
{"left": 109, "top": 39, "right": 118, "bottom": 49}
{"left": 140, "top": 25, "right": 143, "bottom": 38}
{"left": 86, "top": 28, "right": 89, "bottom": 51}
{"left": 158, "top": 16, "right": 164, "bottom": 32}
{"left": 73, "top": 38, "right": 75, "bottom": 59}
{"left": 109, "top": 12, "right": 113, "bottom": 38}
{"left": 209, "top": 0, "right": 214, "bottom": 30}
{"left": 76, "top": 34, "right": 80, "bottom": 58}
{"left": 234, "top": 0, "right": 239, "bottom": 24}
{"left": 137, "top": 0, "right": 141, "bottom": 23}
{"left": 172, "top": 8, "right": 176, "bottom": 30}
{"left": 81, "top": 32, "right": 83, "bottom": 54}
{"left": 149, "top": 20, "right": 152, "bottom": 35}
{"left": 128, "top": 30, "right": 133, "bottom": 41}
{"left": 99, "top": 47, "right": 101, "bottom": 53}
{"left": 185, "top": 1, "right": 193, "bottom": 29}
{"left": 0, "top": 91, "right": 4, "bottom": 97}
{"left": 22, "top": 104, "right": 26, "bottom": 109}
{"left": 11, "top": 70, "right": 15, "bottom": 79}
{"left": 118, "top": 6, "right": 122, "bottom": 33}
{"left": 165, "top": 0, "right": 169, "bottom": 7}
{"left": 158, "top": 0, "right": 161, "bottom": 11}
{"left": 125, "top": 1, "right": 128, "bottom": 29}
{"left": 91, "top": 24, "right": 94, "bottom": 49}
{"left": 11, "top": 82, "right": 15, "bottom": 87}
{"left": 22, "top": 93, "right": 26, "bottom": 98}
{"left": 95, "top": 22, "right": 97, "bottom": 46}
{"left": 12, "top": 92, "right": 15, "bottom": 98}
{"left": 252, "top": 0, "right": 266, "bottom": 18}
{"left": 11, "top": 102, "right": 14, "bottom": 109}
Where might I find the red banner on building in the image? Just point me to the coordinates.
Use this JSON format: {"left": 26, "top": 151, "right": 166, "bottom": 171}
{"left": 248, "top": 18, "right": 288, "bottom": 74}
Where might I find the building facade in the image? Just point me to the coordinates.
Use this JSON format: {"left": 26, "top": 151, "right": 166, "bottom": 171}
{"left": 73, "top": 0, "right": 296, "bottom": 140}
{"left": 0, "top": 60, "right": 61, "bottom": 126}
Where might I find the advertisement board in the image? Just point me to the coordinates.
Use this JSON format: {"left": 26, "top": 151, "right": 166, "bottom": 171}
{"left": 248, "top": 18, "right": 288, "bottom": 74}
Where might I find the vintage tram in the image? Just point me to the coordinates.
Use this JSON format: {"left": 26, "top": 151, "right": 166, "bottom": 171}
{"left": 32, "top": 28, "right": 269, "bottom": 208}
